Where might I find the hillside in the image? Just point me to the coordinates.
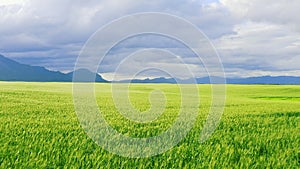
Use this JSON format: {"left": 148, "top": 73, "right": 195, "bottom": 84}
{"left": 0, "top": 54, "right": 107, "bottom": 82}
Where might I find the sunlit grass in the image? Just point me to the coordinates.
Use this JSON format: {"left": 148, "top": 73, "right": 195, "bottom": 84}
{"left": 0, "top": 82, "right": 299, "bottom": 168}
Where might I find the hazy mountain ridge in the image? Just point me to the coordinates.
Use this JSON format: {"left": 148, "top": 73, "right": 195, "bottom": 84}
{"left": 117, "top": 76, "right": 300, "bottom": 84}
{"left": 0, "top": 54, "right": 299, "bottom": 84}
{"left": 0, "top": 54, "right": 107, "bottom": 82}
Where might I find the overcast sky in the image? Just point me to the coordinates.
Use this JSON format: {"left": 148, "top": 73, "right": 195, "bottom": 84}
{"left": 0, "top": 0, "right": 299, "bottom": 80}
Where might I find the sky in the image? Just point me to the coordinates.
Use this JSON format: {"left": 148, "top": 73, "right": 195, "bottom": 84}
{"left": 0, "top": 0, "right": 299, "bottom": 80}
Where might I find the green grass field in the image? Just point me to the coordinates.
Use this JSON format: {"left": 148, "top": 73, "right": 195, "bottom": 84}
{"left": 0, "top": 82, "right": 299, "bottom": 168}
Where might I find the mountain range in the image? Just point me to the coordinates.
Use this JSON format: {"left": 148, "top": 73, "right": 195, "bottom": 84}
{"left": 118, "top": 76, "right": 300, "bottom": 85}
{"left": 1, "top": 54, "right": 299, "bottom": 84}
{"left": 0, "top": 54, "right": 107, "bottom": 82}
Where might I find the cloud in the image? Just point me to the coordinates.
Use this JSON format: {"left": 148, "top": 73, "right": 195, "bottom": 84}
{"left": 215, "top": 0, "right": 300, "bottom": 77}
{"left": 215, "top": 21, "right": 300, "bottom": 74}
{"left": 220, "top": 0, "right": 300, "bottom": 32}
{"left": 0, "top": 0, "right": 299, "bottom": 78}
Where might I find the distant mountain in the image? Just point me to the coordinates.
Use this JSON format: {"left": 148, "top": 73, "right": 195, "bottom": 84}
{"left": 117, "top": 76, "right": 300, "bottom": 85}
{"left": 1, "top": 54, "right": 299, "bottom": 84}
{"left": 119, "top": 77, "right": 177, "bottom": 83}
{"left": 226, "top": 76, "right": 300, "bottom": 85}
{"left": 0, "top": 54, "right": 107, "bottom": 82}
{"left": 68, "top": 68, "right": 108, "bottom": 82}
{"left": 117, "top": 77, "right": 207, "bottom": 84}
{"left": 0, "top": 54, "right": 69, "bottom": 82}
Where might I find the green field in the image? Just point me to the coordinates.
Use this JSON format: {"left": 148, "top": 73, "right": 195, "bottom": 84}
{"left": 0, "top": 82, "right": 299, "bottom": 168}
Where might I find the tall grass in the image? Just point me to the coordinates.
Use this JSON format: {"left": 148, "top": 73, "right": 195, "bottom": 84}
{"left": 0, "top": 82, "right": 299, "bottom": 168}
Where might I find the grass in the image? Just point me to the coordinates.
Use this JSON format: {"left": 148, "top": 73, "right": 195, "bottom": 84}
{"left": 0, "top": 82, "right": 299, "bottom": 168}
